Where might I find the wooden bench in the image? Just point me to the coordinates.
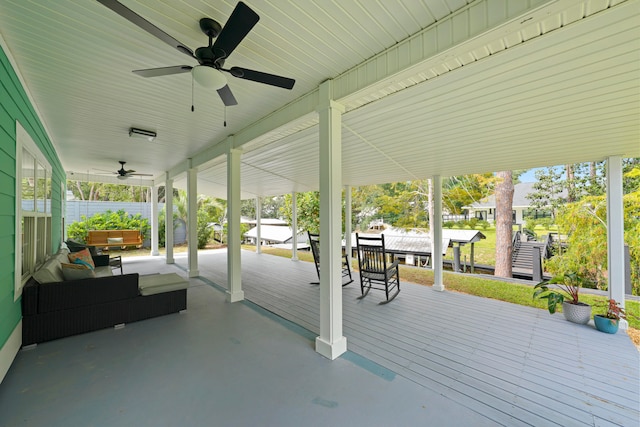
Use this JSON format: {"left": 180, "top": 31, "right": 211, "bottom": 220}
{"left": 87, "top": 230, "right": 143, "bottom": 249}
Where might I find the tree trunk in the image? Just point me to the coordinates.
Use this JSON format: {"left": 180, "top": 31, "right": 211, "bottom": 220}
{"left": 565, "top": 164, "right": 575, "bottom": 202}
{"left": 74, "top": 181, "right": 85, "bottom": 201}
{"left": 494, "top": 171, "right": 514, "bottom": 278}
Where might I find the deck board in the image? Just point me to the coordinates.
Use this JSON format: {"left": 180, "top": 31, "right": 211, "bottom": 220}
{"left": 189, "top": 250, "right": 639, "bottom": 427}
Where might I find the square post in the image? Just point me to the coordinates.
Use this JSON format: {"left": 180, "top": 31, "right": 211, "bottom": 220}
{"left": 291, "top": 192, "right": 298, "bottom": 261}
{"left": 315, "top": 80, "right": 347, "bottom": 360}
{"left": 255, "top": 197, "right": 262, "bottom": 254}
{"left": 432, "top": 175, "right": 444, "bottom": 291}
{"left": 150, "top": 184, "right": 159, "bottom": 256}
{"left": 607, "top": 156, "right": 626, "bottom": 328}
{"left": 165, "top": 173, "right": 174, "bottom": 264}
{"left": 187, "top": 160, "right": 199, "bottom": 277}
{"left": 227, "top": 140, "right": 244, "bottom": 303}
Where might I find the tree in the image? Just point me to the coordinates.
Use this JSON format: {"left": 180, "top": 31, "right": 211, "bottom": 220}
{"left": 280, "top": 192, "right": 320, "bottom": 234}
{"left": 441, "top": 174, "right": 496, "bottom": 215}
{"left": 526, "top": 167, "right": 565, "bottom": 219}
{"left": 494, "top": 171, "right": 514, "bottom": 278}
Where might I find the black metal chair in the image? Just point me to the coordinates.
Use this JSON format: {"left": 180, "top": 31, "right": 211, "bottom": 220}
{"left": 308, "top": 231, "right": 353, "bottom": 286}
{"left": 355, "top": 233, "right": 400, "bottom": 304}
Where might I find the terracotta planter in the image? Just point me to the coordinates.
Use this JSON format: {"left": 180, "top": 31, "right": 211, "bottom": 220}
{"left": 562, "top": 301, "right": 591, "bottom": 324}
{"left": 594, "top": 315, "right": 619, "bottom": 334}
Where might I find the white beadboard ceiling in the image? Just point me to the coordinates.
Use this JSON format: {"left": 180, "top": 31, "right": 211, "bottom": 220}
{"left": 1, "top": 0, "right": 638, "bottom": 199}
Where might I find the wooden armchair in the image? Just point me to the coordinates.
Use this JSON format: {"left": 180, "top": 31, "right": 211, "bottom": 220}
{"left": 355, "top": 233, "right": 400, "bottom": 304}
{"left": 308, "top": 231, "right": 353, "bottom": 286}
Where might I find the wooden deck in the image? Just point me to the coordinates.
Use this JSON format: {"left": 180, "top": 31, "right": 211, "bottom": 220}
{"left": 160, "top": 250, "right": 638, "bottom": 426}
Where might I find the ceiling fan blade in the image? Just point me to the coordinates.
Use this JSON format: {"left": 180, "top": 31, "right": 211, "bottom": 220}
{"left": 228, "top": 67, "right": 295, "bottom": 89}
{"left": 133, "top": 66, "right": 193, "bottom": 78}
{"left": 217, "top": 84, "right": 238, "bottom": 106}
{"left": 130, "top": 173, "right": 154, "bottom": 176}
{"left": 97, "top": 0, "right": 195, "bottom": 58}
{"left": 212, "top": 2, "right": 259, "bottom": 60}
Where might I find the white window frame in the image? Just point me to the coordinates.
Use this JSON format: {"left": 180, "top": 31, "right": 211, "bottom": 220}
{"left": 15, "top": 121, "right": 52, "bottom": 301}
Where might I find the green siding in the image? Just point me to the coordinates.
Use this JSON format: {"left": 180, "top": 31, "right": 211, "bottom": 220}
{"left": 0, "top": 44, "right": 64, "bottom": 348}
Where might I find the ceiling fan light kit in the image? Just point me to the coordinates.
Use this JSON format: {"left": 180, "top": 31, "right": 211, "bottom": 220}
{"left": 192, "top": 65, "right": 227, "bottom": 89}
{"left": 129, "top": 127, "right": 156, "bottom": 141}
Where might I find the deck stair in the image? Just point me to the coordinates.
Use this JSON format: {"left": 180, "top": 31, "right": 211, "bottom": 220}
{"left": 511, "top": 231, "right": 552, "bottom": 275}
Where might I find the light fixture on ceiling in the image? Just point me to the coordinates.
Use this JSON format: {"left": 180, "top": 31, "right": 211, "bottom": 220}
{"left": 192, "top": 65, "right": 227, "bottom": 89}
{"left": 117, "top": 175, "right": 128, "bottom": 180}
{"left": 129, "top": 127, "right": 156, "bottom": 142}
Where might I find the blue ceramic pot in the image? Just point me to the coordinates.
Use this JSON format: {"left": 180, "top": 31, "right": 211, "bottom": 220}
{"left": 594, "top": 315, "right": 619, "bottom": 334}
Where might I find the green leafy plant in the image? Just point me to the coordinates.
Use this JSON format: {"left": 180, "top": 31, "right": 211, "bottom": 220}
{"left": 595, "top": 299, "right": 634, "bottom": 321}
{"left": 533, "top": 272, "right": 585, "bottom": 314}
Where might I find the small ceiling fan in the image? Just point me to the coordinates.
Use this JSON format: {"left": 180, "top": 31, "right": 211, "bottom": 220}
{"left": 97, "top": 0, "right": 296, "bottom": 106}
{"left": 106, "top": 161, "right": 153, "bottom": 180}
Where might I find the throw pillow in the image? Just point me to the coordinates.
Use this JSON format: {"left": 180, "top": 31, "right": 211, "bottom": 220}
{"left": 61, "top": 263, "right": 96, "bottom": 280}
{"left": 72, "top": 258, "right": 95, "bottom": 270}
{"left": 68, "top": 248, "right": 95, "bottom": 269}
{"left": 107, "top": 237, "right": 124, "bottom": 244}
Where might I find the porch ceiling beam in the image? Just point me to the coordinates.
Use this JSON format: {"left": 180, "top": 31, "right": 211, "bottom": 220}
{"left": 66, "top": 171, "right": 154, "bottom": 187}
{"left": 165, "top": 0, "right": 561, "bottom": 180}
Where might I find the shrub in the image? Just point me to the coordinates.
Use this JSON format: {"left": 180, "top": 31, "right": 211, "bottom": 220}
{"left": 477, "top": 220, "right": 490, "bottom": 230}
{"left": 197, "top": 210, "right": 212, "bottom": 249}
{"left": 67, "top": 210, "right": 150, "bottom": 244}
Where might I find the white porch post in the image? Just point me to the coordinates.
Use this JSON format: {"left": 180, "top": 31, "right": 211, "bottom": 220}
{"left": 187, "top": 160, "right": 199, "bottom": 277}
{"left": 165, "top": 172, "right": 174, "bottom": 264}
{"left": 291, "top": 192, "right": 298, "bottom": 261}
{"left": 227, "top": 140, "right": 244, "bottom": 303}
{"left": 432, "top": 175, "right": 445, "bottom": 291}
{"left": 607, "top": 156, "right": 627, "bottom": 329}
{"left": 344, "top": 185, "right": 352, "bottom": 264}
{"left": 150, "top": 184, "right": 159, "bottom": 256}
{"left": 315, "top": 79, "right": 347, "bottom": 360}
{"left": 255, "top": 197, "right": 262, "bottom": 254}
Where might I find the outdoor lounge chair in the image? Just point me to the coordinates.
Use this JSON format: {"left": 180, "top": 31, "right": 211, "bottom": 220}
{"left": 308, "top": 231, "right": 353, "bottom": 286}
{"left": 355, "top": 233, "right": 400, "bottom": 304}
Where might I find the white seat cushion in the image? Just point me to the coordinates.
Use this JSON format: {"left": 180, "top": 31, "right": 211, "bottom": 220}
{"left": 138, "top": 273, "right": 188, "bottom": 296}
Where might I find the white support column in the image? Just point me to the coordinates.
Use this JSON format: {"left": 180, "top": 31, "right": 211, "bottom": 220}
{"left": 315, "top": 80, "right": 347, "bottom": 360}
{"left": 187, "top": 160, "right": 199, "bottom": 277}
{"left": 607, "top": 156, "right": 627, "bottom": 329}
{"left": 344, "top": 185, "right": 352, "bottom": 264}
{"left": 165, "top": 173, "right": 174, "bottom": 264}
{"left": 150, "top": 185, "right": 159, "bottom": 256}
{"left": 291, "top": 192, "right": 299, "bottom": 261}
{"left": 227, "top": 140, "right": 244, "bottom": 303}
{"left": 255, "top": 197, "right": 262, "bottom": 254}
{"left": 432, "top": 175, "right": 445, "bottom": 291}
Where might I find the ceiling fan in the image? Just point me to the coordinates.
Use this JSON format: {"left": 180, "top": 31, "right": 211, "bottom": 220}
{"left": 106, "top": 161, "right": 153, "bottom": 180}
{"left": 97, "top": 0, "right": 295, "bottom": 106}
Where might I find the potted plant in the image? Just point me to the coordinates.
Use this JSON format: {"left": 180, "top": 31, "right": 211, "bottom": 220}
{"left": 533, "top": 272, "right": 591, "bottom": 324}
{"left": 593, "top": 299, "right": 631, "bottom": 334}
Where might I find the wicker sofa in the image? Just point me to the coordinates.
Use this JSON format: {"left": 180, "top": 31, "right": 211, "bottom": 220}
{"left": 22, "top": 248, "right": 187, "bottom": 346}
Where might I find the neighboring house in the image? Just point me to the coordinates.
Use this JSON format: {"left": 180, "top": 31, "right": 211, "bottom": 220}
{"left": 465, "top": 182, "right": 567, "bottom": 226}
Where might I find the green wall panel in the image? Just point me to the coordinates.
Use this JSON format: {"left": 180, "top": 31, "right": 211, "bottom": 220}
{"left": 0, "top": 43, "right": 64, "bottom": 350}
